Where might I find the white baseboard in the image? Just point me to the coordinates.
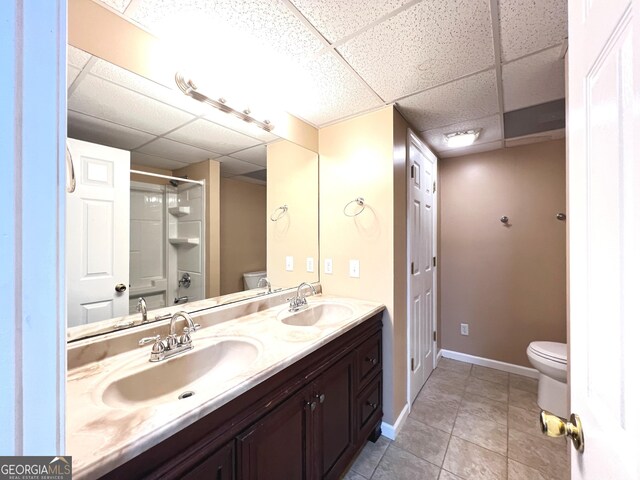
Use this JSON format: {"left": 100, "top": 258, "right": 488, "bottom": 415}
{"left": 441, "top": 349, "right": 539, "bottom": 379}
{"left": 380, "top": 403, "right": 409, "bottom": 441}
{"left": 436, "top": 349, "right": 443, "bottom": 365}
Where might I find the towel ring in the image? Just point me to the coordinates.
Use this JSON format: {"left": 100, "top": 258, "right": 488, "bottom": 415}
{"left": 270, "top": 204, "right": 288, "bottom": 221}
{"left": 343, "top": 197, "right": 365, "bottom": 217}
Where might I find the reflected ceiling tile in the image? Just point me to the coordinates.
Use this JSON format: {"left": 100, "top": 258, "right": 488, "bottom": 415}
{"left": 396, "top": 70, "right": 499, "bottom": 131}
{"left": 422, "top": 114, "right": 502, "bottom": 154}
{"left": 131, "top": 151, "right": 189, "bottom": 170}
{"left": 218, "top": 156, "right": 266, "bottom": 176}
{"left": 502, "top": 45, "right": 565, "bottom": 112}
{"left": 499, "top": 0, "right": 567, "bottom": 62}
{"left": 166, "top": 119, "right": 262, "bottom": 155}
{"left": 338, "top": 0, "right": 494, "bottom": 101}
{"left": 290, "top": 0, "right": 413, "bottom": 43}
{"left": 97, "top": 0, "right": 132, "bottom": 13}
{"left": 230, "top": 145, "right": 267, "bottom": 167}
{"left": 137, "top": 137, "right": 222, "bottom": 164}
{"left": 68, "top": 45, "right": 92, "bottom": 69}
{"left": 68, "top": 110, "right": 155, "bottom": 150}
{"left": 68, "top": 74, "right": 195, "bottom": 135}
{"left": 203, "top": 109, "right": 279, "bottom": 143}
{"left": 439, "top": 140, "right": 503, "bottom": 158}
{"left": 68, "top": 66, "right": 81, "bottom": 90}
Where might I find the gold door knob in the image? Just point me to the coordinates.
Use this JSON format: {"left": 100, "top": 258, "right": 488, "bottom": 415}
{"left": 540, "top": 410, "right": 585, "bottom": 453}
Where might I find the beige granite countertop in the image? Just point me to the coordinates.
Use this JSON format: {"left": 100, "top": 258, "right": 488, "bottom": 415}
{"left": 66, "top": 294, "right": 385, "bottom": 479}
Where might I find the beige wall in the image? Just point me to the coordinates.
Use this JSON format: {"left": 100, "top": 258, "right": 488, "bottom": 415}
{"left": 173, "top": 160, "right": 221, "bottom": 298}
{"left": 266, "top": 141, "right": 319, "bottom": 288}
{"left": 220, "top": 179, "right": 267, "bottom": 295}
{"left": 319, "top": 106, "right": 408, "bottom": 424}
{"left": 438, "top": 140, "right": 567, "bottom": 366}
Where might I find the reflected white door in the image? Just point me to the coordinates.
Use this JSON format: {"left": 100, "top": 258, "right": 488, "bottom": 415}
{"left": 567, "top": 0, "right": 639, "bottom": 478}
{"left": 408, "top": 131, "right": 437, "bottom": 403}
{"left": 66, "top": 138, "right": 130, "bottom": 326}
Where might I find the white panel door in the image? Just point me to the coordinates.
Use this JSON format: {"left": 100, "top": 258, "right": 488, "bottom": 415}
{"left": 66, "top": 138, "right": 130, "bottom": 326}
{"left": 408, "top": 131, "right": 437, "bottom": 403}
{"left": 567, "top": 0, "right": 639, "bottom": 478}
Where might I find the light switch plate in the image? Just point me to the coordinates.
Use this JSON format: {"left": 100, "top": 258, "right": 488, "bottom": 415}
{"left": 324, "top": 258, "right": 333, "bottom": 274}
{"left": 306, "top": 257, "right": 314, "bottom": 273}
{"left": 349, "top": 259, "right": 360, "bottom": 278}
{"left": 285, "top": 256, "right": 294, "bottom": 272}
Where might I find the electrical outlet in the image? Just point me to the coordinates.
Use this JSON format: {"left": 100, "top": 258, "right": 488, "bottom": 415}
{"left": 285, "top": 256, "right": 294, "bottom": 272}
{"left": 349, "top": 259, "right": 360, "bottom": 278}
{"left": 306, "top": 257, "right": 314, "bottom": 273}
{"left": 324, "top": 258, "right": 333, "bottom": 274}
{"left": 460, "top": 323, "right": 469, "bottom": 336}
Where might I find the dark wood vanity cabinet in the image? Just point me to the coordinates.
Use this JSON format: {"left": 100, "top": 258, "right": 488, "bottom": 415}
{"left": 101, "top": 311, "right": 383, "bottom": 480}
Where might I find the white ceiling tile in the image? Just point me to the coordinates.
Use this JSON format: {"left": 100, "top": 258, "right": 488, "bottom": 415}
{"left": 131, "top": 151, "right": 189, "bottom": 170}
{"left": 290, "top": 0, "right": 413, "bottom": 43}
{"left": 67, "top": 45, "right": 91, "bottom": 69}
{"left": 422, "top": 114, "right": 502, "bottom": 154}
{"left": 439, "top": 140, "right": 503, "bottom": 158}
{"left": 502, "top": 45, "right": 565, "bottom": 112}
{"left": 97, "top": 0, "right": 132, "bottom": 13}
{"left": 166, "top": 119, "right": 262, "bottom": 154}
{"left": 202, "top": 109, "right": 279, "bottom": 143}
{"left": 68, "top": 110, "right": 155, "bottom": 150}
{"left": 397, "top": 70, "right": 499, "bottom": 131}
{"left": 499, "top": 0, "right": 567, "bottom": 62}
{"left": 217, "top": 156, "right": 266, "bottom": 176}
{"left": 338, "top": 0, "right": 495, "bottom": 101}
{"left": 136, "top": 137, "right": 221, "bottom": 164}
{"left": 67, "top": 66, "right": 81, "bottom": 90}
{"left": 229, "top": 145, "right": 268, "bottom": 167}
{"left": 68, "top": 74, "right": 195, "bottom": 135}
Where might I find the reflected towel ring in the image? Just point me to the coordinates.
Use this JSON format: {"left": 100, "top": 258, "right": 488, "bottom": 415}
{"left": 270, "top": 204, "right": 288, "bottom": 221}
{"left": 343, "top": 197, "right": 365, "bottom": 217}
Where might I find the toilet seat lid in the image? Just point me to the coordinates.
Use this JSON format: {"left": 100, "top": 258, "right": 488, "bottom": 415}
{"left": 529, "top": 341, "right": 567, "bottom": 364}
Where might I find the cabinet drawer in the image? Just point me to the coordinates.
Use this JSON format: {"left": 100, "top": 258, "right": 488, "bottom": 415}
{"left": 181, "top": 441, "right": 234, "bottom": 480}
{"left": 357, "top": 333, "right": 381, "bottom": 389}
{"left": 357, "top": 374, "right": 382, "bottom": 437}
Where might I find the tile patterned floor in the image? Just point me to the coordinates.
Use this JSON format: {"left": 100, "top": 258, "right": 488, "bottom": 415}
{"left": 344, "top": 358, "right": 569, "bottom": 480}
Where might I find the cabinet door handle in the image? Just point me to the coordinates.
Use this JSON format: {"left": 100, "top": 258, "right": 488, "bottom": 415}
{"left": 306, "top": 401, "right": 317, "bottom": 411}
{"left": 366, "top": 401, "right": 378, "bottom": 409}
{"left": 316, "top": 393, "right": 325, "bottom": 404}
{"left": 365, "top": 356, "right": 377, "bottom": 365}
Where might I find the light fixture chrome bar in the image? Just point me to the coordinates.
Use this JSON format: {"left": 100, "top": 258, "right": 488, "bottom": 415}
{"left": 175, "top": 72, "right": 275, "bottom": 132}
{"left": 130, "top": 169, "right": 204, "bottom": 186}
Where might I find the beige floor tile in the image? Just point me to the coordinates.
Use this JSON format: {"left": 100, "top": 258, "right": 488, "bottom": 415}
{"left": 508, "top": 429, "right": 569, "bottom": 480}
{"left": 410, "top": 395, "right": 460, "bottom": 434}
{"left": 508, "top": 404, "right": 544, "bottom": 437}
{"left": 465, "top": 377, "right": 509, "bottom": 403}
{"left": 471, "top": 365, "right": 509, "bottom": 386}
{"left": 509, "top": 374, "right": 538, "bottom": 394}
{"left": 350, "top": 436, "right": 390, "bottom": 478}
{"left": 371, "top": 444, "right": 440, "bottom": 480}
{"left": 452, "top": 411, "right": 507, "bottom": 455}
{"left": 439, "top": 470, "right": 465, "bottom": 480}
{"left": 344, "top": 469, "right": 369, "bottom": 480}
{"left": 394, "top": 417, "right": 450, "bottom": 467}
{"left": 442, "top": 436, "right": 507, "bottom": 480}
{"left": 507, "top": 459, "right": 549, "bottom": 480}
{"left": 436, "top": 358, "right": 472, "bottom": 375}
{"left": 509, "top": 386, "right": 540, "bottom": 413}
{"left": 430, "top": 367, "right": 471, "bottom": 388}
{"left": 418, "top": 379, "right": 465, "bottom": 404}
{"left": 459, "top": 393, "right": 508, "bottom": 426}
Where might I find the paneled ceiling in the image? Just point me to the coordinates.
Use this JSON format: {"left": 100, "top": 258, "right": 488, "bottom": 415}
{"left": 75, "top": 0, "right": 567, "bottom": 159}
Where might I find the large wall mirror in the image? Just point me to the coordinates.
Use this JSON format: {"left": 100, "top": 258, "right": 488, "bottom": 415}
{"left": 66, "top": 2, "right": 319, "bottom": 341}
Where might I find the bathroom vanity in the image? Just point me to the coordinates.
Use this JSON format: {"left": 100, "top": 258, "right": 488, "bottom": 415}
{"left": 66, "top": 293, "right": 384, "bottom": 480}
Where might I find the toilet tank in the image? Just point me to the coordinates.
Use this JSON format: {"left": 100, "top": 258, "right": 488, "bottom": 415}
{"left": 243, "top": 270, "right": 267, "bottom": 290}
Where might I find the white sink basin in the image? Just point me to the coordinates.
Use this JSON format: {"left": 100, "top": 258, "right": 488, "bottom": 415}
{"left": 101, "top": 337, "right": 260, "bottom": 408}
{"left": 278, "top": 303, "right": 354, "bottom": 327}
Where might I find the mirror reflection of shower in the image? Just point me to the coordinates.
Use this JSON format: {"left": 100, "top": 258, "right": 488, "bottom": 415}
{"left": 129, "top": 170, "right": 206, "bottom": 313}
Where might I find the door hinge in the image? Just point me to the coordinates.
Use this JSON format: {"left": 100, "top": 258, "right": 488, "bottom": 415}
{"left": 410, "top": 164, "right": 416, "bottom": 179}
{"left": 411, "top": 357, "right": 415, "bottom": 371}
{"left": 433, "top": 256, "right": 437, "bottom": 267}
{"left": 433, "top": 181, "right": 436, "bottom": 192}
{"left": 411, "top": 262, "right": 415, "bottom": 274}
{"left": 433, "top": 331, "right": 437, "bottom": 342}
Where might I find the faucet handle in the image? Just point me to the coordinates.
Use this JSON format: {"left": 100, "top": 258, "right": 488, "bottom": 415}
{"left": 182, "top": 323, "right": 200, "bottom": 334}
{"left": 139, "top": 335, "right": 160, "bottom": 346}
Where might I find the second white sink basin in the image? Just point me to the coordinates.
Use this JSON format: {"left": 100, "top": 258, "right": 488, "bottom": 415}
{"left": 278, "top": 302, "right": 354, "bottom": 327}
{"left": 101, "top": 337, "right": 261, "bottom": 408}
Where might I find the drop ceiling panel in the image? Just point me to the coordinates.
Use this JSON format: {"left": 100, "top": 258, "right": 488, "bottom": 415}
{"left": 230, "top": 145, "right": 268, "bottom": 167}
{"left": 68, "top": 66, "right": 82, "bottom": 90}
{"left": 68, "top": 110, "right": 155, "bottom": 150}
{"left": 166, "top": 119, "right": 262, "bottom": 155}
{"left": 69, "top": 74, "right": 195, "bottom": 135}
{"left": 422, "top": 114, "right": 502, "bottom": 154}
{"left": 289, "top": 0, "right": 413, "bottom": 43}
{"left": 218, "top": 156, "right": 266, "bottom": 177}
{"left": 338, "top": 0, "right": 495, "bottom": 101}
{"left": 439, "top": 140, "right": 503, "bottom": 158}
{"left": 396, "top": 70, "right": 499, "bottom": 131}
{"left": 502, "top": 45, "right": 565, "bottom": 112}
{"left": 97, "top": 0, "right": 132, "bottom": 13}
{"left": 131, "top": 151, "right": 189, "bottom": 170}
{"left": 203, "top": 109, "right": 279, "bottom": 143}
{"left": 499, "top": 0, "right": 567, "bottom": 62}
{"left": 136, "top": 137, "right": 221, "bottom": 164}
{"left": 67, "top": 46, "right": 92, "bottom": 69}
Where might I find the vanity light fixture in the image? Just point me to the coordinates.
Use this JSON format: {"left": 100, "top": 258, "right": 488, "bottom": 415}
{"left": 175, "top": 72, "right": 275, "bottom": 132}
{"left": 444, "top": 129, "right": 481, "bottom": 148}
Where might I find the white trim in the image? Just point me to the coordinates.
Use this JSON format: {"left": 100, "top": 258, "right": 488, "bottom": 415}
{"left": 130, "top": 169, "right": 205, "bottom": 185}
{"left": 441, "top": 349, "right": 539, "bottom": 379}
{"left": 436, "top": 348, "right": 443, "bottom": 365}
{"left": 380, "top": 403, "right": 410, "bottom": 441}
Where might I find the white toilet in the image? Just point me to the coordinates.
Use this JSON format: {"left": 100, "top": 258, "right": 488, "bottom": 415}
{"left": 526, "top": 341, "right": 568, "bottom": 418}
{"left": 243, "top": 270, "right": 267, "bottom": 290}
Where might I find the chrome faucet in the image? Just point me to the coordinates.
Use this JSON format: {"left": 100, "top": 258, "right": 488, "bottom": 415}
{"left": 288, "top": 282, "right": 317, "bottom": 312}
{"left": 136, "top": 297, "right": 148, "bottom": 323}
{"left": 257, "top": 277, "right": 272, "bottom": 294}
{"left": 138, "top": 310, "right": 200, "bottom": 362}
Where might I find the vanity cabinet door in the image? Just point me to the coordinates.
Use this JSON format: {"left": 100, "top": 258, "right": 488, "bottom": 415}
{"left": 237, "top": 386, "right": 314, "bottom": 480}
{"left": 181, "top": 441, "right": 234, "bottom": 480}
